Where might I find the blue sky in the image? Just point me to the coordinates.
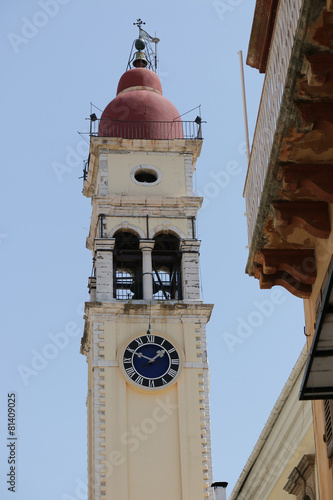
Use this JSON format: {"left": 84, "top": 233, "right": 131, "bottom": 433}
{"left": 1, "top": 1, "right": 305, "bottom": 498}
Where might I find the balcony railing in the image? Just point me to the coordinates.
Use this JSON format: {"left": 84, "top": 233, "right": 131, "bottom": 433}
{"left": 91, "top": 119, "right": 202, "bottom": 140}
{"left": 244, "top": 0, "right": 303, "bottom": 247}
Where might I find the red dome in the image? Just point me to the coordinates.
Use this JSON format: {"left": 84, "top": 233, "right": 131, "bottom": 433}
{"left": 98, "top": 68, "right": 183, "bottom": 140}
{"left": 117, "top": 68, "right": 162, "bottom": 94}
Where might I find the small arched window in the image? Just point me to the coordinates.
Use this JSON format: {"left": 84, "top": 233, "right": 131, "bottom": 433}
{"left": 152, "top": 233, "right": 182, "bottom": 300}
{"left": 113, "top": 231, "right": 142, "bottom": 299}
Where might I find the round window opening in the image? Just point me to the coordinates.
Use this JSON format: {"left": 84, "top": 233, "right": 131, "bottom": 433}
{"left": 131, "top": 165, "right": 162, "bottom": 186}
{"left": 135, "top": 169, "right": 158, "bottom": 183}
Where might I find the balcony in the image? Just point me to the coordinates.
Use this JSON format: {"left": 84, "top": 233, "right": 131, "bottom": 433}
{"left": 244, "top": 0, "right": 333, "bottom": 298}
{"left": 91, "top": 118, "right": 202, "bottom": 141}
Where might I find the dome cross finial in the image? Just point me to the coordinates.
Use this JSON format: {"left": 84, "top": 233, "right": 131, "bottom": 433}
{"left": 133, "top": 18, "right": 146, "bottom": 30}
{"left": 127, "top": 21, "right": 160, "bottom": 73}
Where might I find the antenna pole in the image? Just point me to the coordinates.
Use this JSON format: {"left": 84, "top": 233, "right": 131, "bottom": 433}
{"left": 90, "top": 101, "right": 92, "bottom": 136}
{"left": 237, "top": 50, "right": 250, "bottom": 165}
{"left": 154, "top": 40, "right": 158, "bottom": 73}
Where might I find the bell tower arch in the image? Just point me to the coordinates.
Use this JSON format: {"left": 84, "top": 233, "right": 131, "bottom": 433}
{"left": 81, "top": 28, "right": 213, "bottom": 500}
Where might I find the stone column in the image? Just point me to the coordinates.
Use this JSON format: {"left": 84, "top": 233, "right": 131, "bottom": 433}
{"left": 94, "top": 238, "right": 115, "bottom": 302}
{"left": 88, "top": 276, "right": 96, "bottom": 302}
{"left": 180, "top": 239, "right": 201, "bottom": 300}
{"left": 139, "top": 240, "right": 155, "bottom": 301}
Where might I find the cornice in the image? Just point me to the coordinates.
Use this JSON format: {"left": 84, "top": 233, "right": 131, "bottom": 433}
{"left": 86, "top": 195, "right": 203, "bottom": 249}
{"left": 81, "top": 301, "right": 213, "bottom": 354}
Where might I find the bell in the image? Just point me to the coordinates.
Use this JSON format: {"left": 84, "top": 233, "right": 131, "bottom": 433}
{"left": 133, "top": 50, "right": 148, "bottom": 68}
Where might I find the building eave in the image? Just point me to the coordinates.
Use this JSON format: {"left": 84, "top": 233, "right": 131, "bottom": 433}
{"left": 246, "top": 0, "right": 279, "bottom": 73}
{"left": 244, "top": 0, "right": 333, "bottom": 299}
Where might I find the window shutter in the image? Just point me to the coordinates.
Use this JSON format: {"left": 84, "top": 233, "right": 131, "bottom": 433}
{"left": 324, "top": 399, "right": 333, "bottom": 458}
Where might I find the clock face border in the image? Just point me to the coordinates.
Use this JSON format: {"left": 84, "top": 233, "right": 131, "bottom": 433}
{"left": 118, "top": 332, "right": 184, "bottom": 391}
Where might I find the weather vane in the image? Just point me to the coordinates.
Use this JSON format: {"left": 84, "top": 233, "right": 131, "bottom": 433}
{"left": 127, "top": 19, "right": 160, "bottom": 73}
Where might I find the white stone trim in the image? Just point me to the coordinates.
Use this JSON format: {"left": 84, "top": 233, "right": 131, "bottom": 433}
{"left": 99, "top": 153, "right": 108, "bottom": 195}
{"left": 181, "top": 240, "right": 201, "bottom": 301}
{"left": 184, "top": 361, "right": 208, "bottom": 368}
{"left": 196, "top": 322, "right": 213, "bottom": 500}
{"left": 92, "top": 322, "right": 106, "bottom": 500}
{"left": 118, "top": 85, "right": 162, "bottom": 96}
{"left": 108, "top": 222, "right": 145, "bottom": 239}
{"left": 94, "top": 239, "right": 115, "bottom": 302}
{"left": 187, "top": 217, "right": 194, "bottom": 238}
{"left": 184, "top": 154, "right": 193, "bottom": 195}
{"left": 93, "top": 360, "right": 119, "bottom": 367}
{"left": 149, "top": 224, "right": 186, "bottom": 240}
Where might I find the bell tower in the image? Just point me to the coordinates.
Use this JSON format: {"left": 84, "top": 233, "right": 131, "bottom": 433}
{"left": 81, "top": 27, "right": 213, "bottom": 500}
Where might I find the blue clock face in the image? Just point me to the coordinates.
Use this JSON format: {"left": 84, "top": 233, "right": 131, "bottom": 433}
{"left": 122, "top": 334, "right": 181, "bottom": 389}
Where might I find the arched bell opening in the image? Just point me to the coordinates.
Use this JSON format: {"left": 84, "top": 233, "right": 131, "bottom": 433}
{"left": 152, "top": 233, "right": 182, "bottom": 300}
{"left": 113, "top": 231, "right": 142, "bottom": 299}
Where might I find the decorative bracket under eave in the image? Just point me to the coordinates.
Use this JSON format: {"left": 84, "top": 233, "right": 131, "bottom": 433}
{"left": 297, "top": 101, "right": 333, "bottom": 128}
{"left": 281, "top": 163, "right": 333, "bottom": 203}
{"left": 255, "top": 248, "right": 317, "bottom": 284}
{"left": 304, "top": 53, "right": 333, "bottom": 86}
{"left": 253, "top": 248, "right": 317, "bottom": 298}
{"left": 254, "top": 267, "right": 312, "bottom": 299}
{"left": 272, "top": 200, "right": 331, "bottom": 239}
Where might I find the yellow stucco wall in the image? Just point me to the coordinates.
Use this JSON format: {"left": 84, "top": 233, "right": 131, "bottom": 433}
{"left": 86, "top": 307, "right": 210, "bottom": 500}
{"left": 107, "top": 152, "right": 187, "bottom": 197}
{"left": 266, "top": 427, "right": 315, "bottom": 500}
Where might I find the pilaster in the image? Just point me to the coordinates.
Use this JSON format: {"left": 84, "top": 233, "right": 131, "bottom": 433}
{"left": 99, "top": 153, "right": 108, "bottom": 195}
{"left": 184, "top": 154, "right": 194, "bottom": 195}
{"left": 196, "top": 321, "right": 213, "bottom": 498}
{"left": 92, "top": 322, "right": 106, "bottom": 500}
{"left": 181, "top": 239, "right": 201, "bottom": 300}
{"left": 94, "top": 238, "right": 115, "bottom": 302}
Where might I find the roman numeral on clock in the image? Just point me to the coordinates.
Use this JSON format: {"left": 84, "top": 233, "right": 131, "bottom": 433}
{"left": 125, "top": 367, "right": 136, "bottom": 378}
{"left": 168, "top": 368, "right": 177, "bottom": 378}
{"left": 135, "top": 375, "right": 144, "bottom": 385}
{"left": 146, "top": 334, "right": 155, "bottom": 343}
{"left": 148, "top": 380, "right": 155, "bottom": 388}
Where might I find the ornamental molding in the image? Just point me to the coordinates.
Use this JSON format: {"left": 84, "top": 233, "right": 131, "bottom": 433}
{"left": 81, "top": 303, "right": 213, "bottom": 354}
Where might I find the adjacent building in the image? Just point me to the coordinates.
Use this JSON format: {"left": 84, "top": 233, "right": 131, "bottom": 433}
{"left": 241, "top": 1, "right": 333, "bottom": 498}
{"left": 230, "top": 347, "right": 315, "bottom": 500}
